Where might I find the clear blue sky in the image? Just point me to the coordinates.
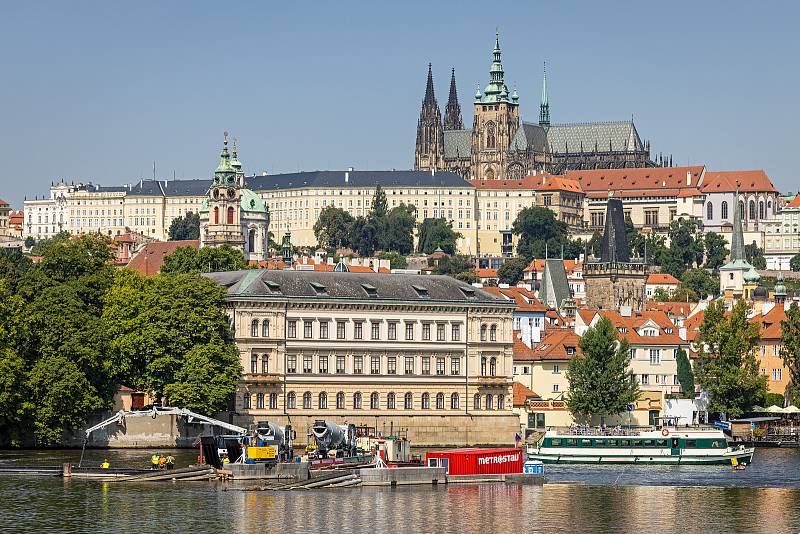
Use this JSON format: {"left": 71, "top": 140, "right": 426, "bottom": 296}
{"left": 1, "top": 1, "right": 798, "bottom": 208}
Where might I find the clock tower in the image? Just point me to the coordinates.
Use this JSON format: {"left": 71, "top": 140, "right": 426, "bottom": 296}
{"left": 203, "top": 132, "right": 245, "bottom": 250}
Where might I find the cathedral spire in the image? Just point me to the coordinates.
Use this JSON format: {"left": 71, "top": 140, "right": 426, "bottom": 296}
{"left": 480, "top": 29, "right": 512, "bottom": 104}
{"left": 414, "top": 64, "right": 444, "bottom": 171}
{"left": 730, "top": 182, "right": 746, "bottom": 263}
{"left": 539, "top": 62, "right": 550, "bottom": 127}
{"left": 444, "top": 68, "right": 463, "bottom": 130}
{"left": 424, "top": 63, "right": 436, "bottom": 106}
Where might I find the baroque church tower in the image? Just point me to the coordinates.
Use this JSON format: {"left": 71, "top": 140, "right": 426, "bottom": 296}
{"left": 443, "top": 68, "right": 463, "bottom": 130}
{"left": 414, "top": 64, "right": 445, "bottom": 171}
{"left": 471, "top": 31, "right": 520, "bottom": 180}
{"left": 203, "top": 132, "right": 245, "bottom": 250}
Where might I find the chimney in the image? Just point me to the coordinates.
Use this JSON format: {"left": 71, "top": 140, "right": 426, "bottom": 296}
{"left": 344, "top": 171, "right": 349, "bottom": 183}
{"left": 679, "top": 327, "right": 687, "bottom": 341}
{"left": 620, "top": 305, "right": 632, "bottom": 317}
{"left": 686, "top": 171, "right": 691, "bottom": 186}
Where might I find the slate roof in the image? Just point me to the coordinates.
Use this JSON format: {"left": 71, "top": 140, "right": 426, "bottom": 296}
{"left": 127, "top": 180, "right": 165, "bottom": 196}
{"left": 509, "top": 122, "right": 548, "bottom": 152}
{"left": 162, "top": 179, "right": 210, "bottom": 197}
{"left": 204, "top": 270, "right": 511, "bottom": 304}
{"left": 245, "top": 170, "right": 470, "bottom": 191}
{"left": 539, "top": 259, "right": 572, "bottom": 310}
{"left": 443, "top": 130, "right": 472, "bottom": 160}
{"left": 547, "top": 121, "right": 644, "bottom": 153}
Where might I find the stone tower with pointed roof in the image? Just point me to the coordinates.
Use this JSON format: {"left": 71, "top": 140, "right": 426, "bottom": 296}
{"left": 470, "top": 31, "right": 520, "bottom": 180}
{"left": 444, "top": 68, "right": 463, "bottom": 131}
{"left": 720, "top": 184, "right": 755, "bottom": 301}
{"left": 414, "top": 64, "right": 445, "bottom": 171}
{"left": 200, "top": 134, "right": 270, "bottom": 262}
{"left": 539, "top": 62, "right": 550, "bottom": 127}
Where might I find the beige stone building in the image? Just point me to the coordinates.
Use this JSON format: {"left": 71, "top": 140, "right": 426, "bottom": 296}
{"left": 533, "top": 175, "right": 584, "bottom": 229}
{"left": 204, "top": 269, "right": 519, "bottom": 447}
{"left": 468, "top": 175, "right": 539, "bottom": 256}
{"left": 0, "top": 197, "right": 10, "bottom": 237}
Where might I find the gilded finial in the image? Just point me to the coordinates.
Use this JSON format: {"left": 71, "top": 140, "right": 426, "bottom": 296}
{"left": 223, "top": 131, "right": 229, "bottom": 146}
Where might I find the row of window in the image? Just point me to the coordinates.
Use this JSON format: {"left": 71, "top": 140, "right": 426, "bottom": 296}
{"left": 250, "top": 318, "right": 476, "bottom": 342}
{"left": 242, "top": 391, "right": 506, "bottom": 411}
{"left": 707, "top": 199, "right": 773, "bottom": 221}
{"left": 283, "top": 354, "right": 468, "bottom": 376}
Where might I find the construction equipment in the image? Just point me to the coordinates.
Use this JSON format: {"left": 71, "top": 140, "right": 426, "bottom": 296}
{"left": 310, "top": 420, "right": 357, "bottom": 459}
{"left": 247, "top": 421, "right": 295, "bottom": 463}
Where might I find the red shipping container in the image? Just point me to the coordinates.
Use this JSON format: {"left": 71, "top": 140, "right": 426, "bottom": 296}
{"left": 425, "top": 448, "right": 523, "bottom": 475}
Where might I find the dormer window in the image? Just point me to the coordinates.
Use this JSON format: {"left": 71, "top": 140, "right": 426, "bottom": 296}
{"left": 361, "top": 283, "right": 378, "bottom": 298}
{"left": 460, "top": 286, "right": 476, "bottom": 299}
{"left": 264, "top": 280, "right": 281, "bottom": 293}
{"left": 619, "top": 327, "right": 628, "bottom": 334}
{"left": 310, "top": 281, "right": 328, "bottom": 296}
{"left": 412, "top": 285, "right": 429, "bottom": 299}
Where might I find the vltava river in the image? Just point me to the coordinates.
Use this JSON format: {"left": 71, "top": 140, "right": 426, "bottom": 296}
{"left": 1, "top": 448, "right": 799, "bottom": 533}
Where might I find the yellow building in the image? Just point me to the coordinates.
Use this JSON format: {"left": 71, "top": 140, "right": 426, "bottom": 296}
{"left": 204, "top": 269, "right": 520, "bottom": 447}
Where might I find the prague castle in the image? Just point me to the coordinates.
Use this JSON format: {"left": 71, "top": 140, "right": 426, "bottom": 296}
{"left": 414, "top": 32, "right": 656, "bottom": 180}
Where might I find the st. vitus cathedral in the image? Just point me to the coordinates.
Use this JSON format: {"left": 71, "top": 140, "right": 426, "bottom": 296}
{"left": 414, "top": 32, "right": 659, "bottom": 180}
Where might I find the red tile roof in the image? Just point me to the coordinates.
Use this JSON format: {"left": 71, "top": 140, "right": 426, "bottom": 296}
{"left": 9, "top": 211, "right": 23, "bottom": 225}
{"left": 475, "top": 268, "right": 498, "bottom": 278}
{"left": 482, "top": 286, "right": 548, "bottom": 312}
{"left": 469, "top": 175, "right": 544, "bottom": 190}
{"left": 126, "top": 240, "right": 200, "bottom": 276}
{"left": 646, "top": 301, "right": 693, "bottom": 318}
{"left": 786, "top": 196, "right": 800, "bottom": 208}
{"left": 565, "top": 166, "right": 705, "bottom": 194}
{"left": 513, "top": 382, "right": 539, "bottom": 406}
{"left": 533, "top": 175, "right": 583, "bottom": 193}
{"left": 523, "top": 259, "right": 582, "bottom": 275}
{"left": 701, "top": 170, "right": 777, "bottom": 194}
{"left": 752, "top": 305, "right": 786, "bottom": 340}
{"left": 646, "top": 273, "right": 680, "bottom": 285}
{"left": 0, "top": 198, "right": 9, "bottom": 208}
{"left": 515, "top": 329, "right": 581, "bottom": 361}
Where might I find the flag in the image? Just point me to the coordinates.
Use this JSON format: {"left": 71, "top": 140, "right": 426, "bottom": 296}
{"left": 515, "top": 433, "right": 522, "bottom": 447}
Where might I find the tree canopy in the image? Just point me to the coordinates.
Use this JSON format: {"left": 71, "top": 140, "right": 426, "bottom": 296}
{"left": 161, "top": 245, "right": 246, "bottom": 274}
{"left": 675, "top": 348, "right": 695, "bottom": 399}
{"left": 745, "top": 242, "right": 767, "bottom": 270}
{"left": 703, "top": 232, "right": 729, "bottom": 270}
{"left": 695, "top": 300, "right": 766, "bottom": 418}
{"left": 168, "top": 212, "right": 200, "bottom": 241}
{"left": 313, "top": 206, "right": 354, "bottom": 249}
{"left": 680, "top": 268, "right": 719, "bottom": 300}
{"left": 791, "top": 253, "right": 800, "bottom": 272}
{"left": 417, "top": 218, "right": 461, "bottom": 255}
{"left": 565, "top": 318, "right": 639, "bottom": 422}
{"left": 781, "top": 303, "right": 800, "bottom": 404}
{"left": 512, "top": 206, "right": 568, "bottom": 260}
{"left": 497, "top": 257, "right": 528, "bottom": 285}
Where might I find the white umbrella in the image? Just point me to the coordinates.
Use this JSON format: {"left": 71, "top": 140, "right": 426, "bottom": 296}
{"left": 766, "top": 405, "right": 786, "bottom": 414}
{"left": 783, "top": 405, "right": 800, "bottom": 414}
{"left": 750, "top": 405, "right": 767, "bottom": 412}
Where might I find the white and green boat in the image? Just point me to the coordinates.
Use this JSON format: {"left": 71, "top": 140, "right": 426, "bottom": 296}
{"left": 527, "top": 428, "right": 754, "bottom": 465}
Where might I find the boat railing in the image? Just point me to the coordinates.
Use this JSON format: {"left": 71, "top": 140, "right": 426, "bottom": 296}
{"left": 548, "top": 426, "right": 647, "bottom": 437}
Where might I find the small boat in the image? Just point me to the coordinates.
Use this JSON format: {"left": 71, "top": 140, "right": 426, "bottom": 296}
{"left": 527, "top": 427, "right": 755, "bottom": 465}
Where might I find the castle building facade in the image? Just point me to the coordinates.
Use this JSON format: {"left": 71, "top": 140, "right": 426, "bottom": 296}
{"left": 414, "top": 32, "right": 656, "bottom": 180}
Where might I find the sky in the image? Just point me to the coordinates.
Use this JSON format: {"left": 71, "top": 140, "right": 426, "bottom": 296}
{"left": 1, "top": 1, "right": 798, "bottom": 208}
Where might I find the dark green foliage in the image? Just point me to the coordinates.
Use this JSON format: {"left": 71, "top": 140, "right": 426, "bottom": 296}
{"left": 587, "top": 231, "right": 602, "bottom": 258}
{"left": 161, "top": 245, "right": 246, "bottom": 274}
{"left": 680, "top": 269, "right": 720, "bottom": 299}
{"left": 417, "top": 218, "right": 461, "bottom": 255}
{"left": 376, "top": 251, "right": 407, "bottom": 270}
{"left": 168, "top": 211, "right": 200, "bottom": 241}
{"left": 313, "top": 206, "right": 354, "bottom": 249}
{"left": 28, "top": 231, "right": 71, "bottom": 256}
{"left": 0, "top": 249, "right": 33, "bottom": 294}
{"left": 764, "top": 392, "right": 785, "bottom": 408}
{"left": 349, "top": 217, "right": 380, "bottom": 256}
{"left": 659, "top": 247, "right": 687, "bottom": 279}
{"left": 512, "top": 206, "right": 568, "bottom": 260}
{"left": 695, "top": 300, "right": 767, "bottom": 418}
{"left": 565, "top": 318, "right": 639, "bottom": 422}
{"left": 781, "top": 303, "right": 800, "bottom": 404}
{"left": 676, "top": 348, "right": 695, "bottom": 398}
{"left": 433, "top": 255, "right": 474, "bottom": 278}
{"left": 668, "top": 218, "right": 705, "bottom": 269}
{"left": 498, "top": 257, "right": 528, "bottom": 285}
{"left": 24, "top": 236, "right": 35, "bottom": 248}
{"left": 703, "top": 232, "right": 729, "bottom": 270}
{"left": 384, "top": 205, "right": 416, "bottom": 254}
{"left": 455, "top": 271, "right": 478, "bottom": 283}
{"left": 791, "top": 253, "right": 800, "bottom": 272}
{"left": 371, "top": 185, "right": 388, "bottom": 219}
{"left": 745, "top": 242, "right": 767, "bottom": 269}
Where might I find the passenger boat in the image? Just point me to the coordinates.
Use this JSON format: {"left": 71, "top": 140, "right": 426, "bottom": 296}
{"left": 527, "top": 428, "right": 755, "bottom": 465}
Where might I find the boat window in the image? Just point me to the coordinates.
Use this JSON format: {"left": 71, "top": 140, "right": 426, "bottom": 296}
{"left": 607, "top": 440, "right": 618, "bottom": 447}
{"left": 565, "top": 438, "right": 577, "bottom": 446}
{"left": 711, "top": 440, "right": 723, "bottom": 448}
{"left": 580, "top": 439, "right": 592, "bottom": 446}
{"left": 643, "top": 440, "right": 654, "bottom": 447}
{"left": 686, "top": 439, "right": 697, "bottom": 447}
{"left": 595, "top": 440, "right": 605, "bottom": 447}
{"left": 551, "top": 438, "right": 562, "bottom": 446}
{"left": 656, "top": 439, "right": 667, "bottom": 447}
{"left": 620, "top": 439, "right": 630, "bottom": 447}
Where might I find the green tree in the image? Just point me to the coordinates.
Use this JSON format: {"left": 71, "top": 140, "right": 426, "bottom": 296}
{"left": 313, "top": 206, "right": 354, "bottom": 249}
{"left": 681, "top": 268, "right": 719, "bottom": 299}
{"left": 0, "top": 249, "right": 33, "bottom": 294}
{"left": 703, "top": 232, "right": 729, "bottom": 270}
{"left": 29, "top": 231, "right": 71, "bottom": 256}
{"left": 780, "top": 303, "right": 800, "bottom": 403}
{"left": 675, "top": 348, "right": 695, "bottom": 398}
{"left": 565, "top": 318, "right": 639, "bottom": 423}
{"left": 455, "top": 271, "right": 478, "bottom": 283}
{"left": 497, "top": 257, "right": 528, "bottom": 285}
{"left": 791, "top": 253, "right": 800, "bottom": 272}
{"left": 376, "top": 251, "right": 407, "bottom": 270}
{"left": 384, "top": 204, "right": 416, "bottom": 254}
{"left": 417, "top": 218, "right": 461, "bottom": 255}
{"left": 24, "top": 236, "right": 35, "bottom": 248}
{"left": 659, "top": 247, "right": 687, "bottom": 279}
{"left": 587, "top": 231, "right": 602, "bottom": 258}
{"left": 161, "top": 245, "right": 246, "bottom": 274}
{"left": 512, "top": 206, "right": 567, "bottom": 260}
{"left": 695, "top": 300, "right": 766, "bottom": 418}
{"left": 349, "top": 217, "right": 380, "bottom": 256}
{"left": 745, "top": 242, "right": 767, "bottom": 270}
{"left": 0, "top": 348, "right": 26, "bottom": 445}
{"left": 433, "top": 255, "right": 474, "bottom": 277}
{"left": 168, "top": 211, "right": 200, "bottom": 241}
{"left": 371, "top": 185, "right": 388, "bottom": 219}
{"left": 669, "top": 218, "right": 705, "bottom": 268}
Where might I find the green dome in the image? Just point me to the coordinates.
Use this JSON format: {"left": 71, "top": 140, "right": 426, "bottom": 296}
{"left": 744, "top": 267, "right": 760, "bottom": 283}
{"left": 775, "top": 273, "right": 787, "bottom": 296}
{"left": 240, "top": 189, "right": 267, "bottom": 214}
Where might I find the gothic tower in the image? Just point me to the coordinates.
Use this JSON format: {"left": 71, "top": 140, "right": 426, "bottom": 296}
{"left": 471, "top": 31, "right": 520, "bottom": 180}
{"left": 539, "top": 62, "right": 550, "bottom": 127}
{"left": 203, "top": 132, "right": 245, "bottom": 250}
{"left": 443, "top": 68, "right": 463, "bottom": 130}
{"left": 414, "top": 64, "right": 445, "bottom": 171}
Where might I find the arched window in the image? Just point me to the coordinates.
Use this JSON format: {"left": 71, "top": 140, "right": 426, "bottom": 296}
{"left": 370, "top": 392, "right": 379, "bottom": 409}
{"left": 287, "top": 391, "right": 296, "bottom": 409}
{"left": 486, "top": 123, "right": 496, "bottom": 149}
{"left": 227, "top": 206, "right": 234, "bottom": 225}
{"left": 318, "top": 392, "right": 327, "bottom": 409}
{"left": 721, "top": 201, "right": 729, "bottom": 220}
{"left": 387, "top": 392, "right": 396, "bottom": 410}
{"left": 261, "top": 354, "right": 269, "bottom": 374}
{"left": 269, "top": 392, "right": 277, "bottom": 410}
{"left": 739, "top": 201, "right": 745, "bottom": 220}
{"left": 251, "top": 319, "right": 259, "bottom": 337}
{"left": 473, "top": 394, "right": 481, "bottom": 410}
{"left": 498, "top": 394, "right": 505, "bottom": 410}
{"left": 490, "top": 325, "right": 497, "bottom": 342}
{"left": 480, "top": 325, "right": 487, "bottom": 341}
{"left": 484, "top": 168, "right": 495, "bottom": 180}
{"left": 451, "top": 393, "right": 460, "bottom": 410}
{"left": 353, "top": 392, "right": 362, "bottom": 409}
{"left": 256, "top": 393, "right": 264, "bottom": 409}
{"left": 242, "top": 392, "right": 251, "bottom": 410}
{"left": 214, "top": 206, "right": 219, "bottom": 224}
{"left": 262, "top": 320, "right": 270, "bottom": 338}
{"left": 404, "top": 392, "right": 413, "bottom": 410}
{"left": 302, "top": 391, "right": 311, "bottom": 409}
{"left": 421, "top": 392, "right": 430, "bottom": 409}
{"left": 481, "top": 356, "right": 487, "bottom": 376}
{"left": 706, "top": 202, "right": 713, "bottom": 220}
{"left": 486, "top": 394, "right": 494, "bottom": 410}
{"left": 336, "top": 391, "right": 345, "bottom": 409}
{"left": 490, "top": 357, "right": 497, "bottom": 377}
{"left": 768, "top": 200, "right": 773, "bottom": 211}
{"left": 759, "top": 200, "right": 765, "bottom": 219}
{"left": 436, "top": 392, "right": 445, "bottom": 410}
{"left": 248, "top": 228, "right": 256, "bottom": 251}
{"left": 749, "top": 200, "right": 756, "bottom": 220}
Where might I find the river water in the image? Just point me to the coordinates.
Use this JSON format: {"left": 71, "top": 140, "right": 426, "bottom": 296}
{"left": 2, "top": 448, "right": 800, "bottom": 533}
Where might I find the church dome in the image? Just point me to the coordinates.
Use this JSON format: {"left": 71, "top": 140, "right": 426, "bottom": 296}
{"left": 752, "top": 284, "right": 768, "bottom": 300}
{"left": 240, "top": 189, "right": 267, "bottom": 214}
{"left": 744, "top": 267, "right": 760, "bottom": 283}
{"left": 775, "top": 272, "right": 787, "bottom": 297}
